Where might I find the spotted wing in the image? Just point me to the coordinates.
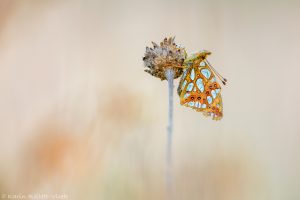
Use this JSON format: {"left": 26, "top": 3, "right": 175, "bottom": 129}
{"left": 177, "top": 59, "right": 223, "bottom": 120}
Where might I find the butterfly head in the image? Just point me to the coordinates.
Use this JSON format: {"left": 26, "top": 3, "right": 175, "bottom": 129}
{"left": 195, "top": 50, "right": 211, "bottom": 59}
{"left": 184, "top": 50, "right": 211, "bottom": 64}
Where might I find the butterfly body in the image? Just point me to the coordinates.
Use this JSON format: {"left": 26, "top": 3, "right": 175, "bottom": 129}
{"left": 177, "top": 51, "right": 225, "bottom": 120}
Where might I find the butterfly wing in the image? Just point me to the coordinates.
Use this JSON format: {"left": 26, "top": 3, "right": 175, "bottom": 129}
{"left": 178, "top": 57, "right": 223, "bottom": 120}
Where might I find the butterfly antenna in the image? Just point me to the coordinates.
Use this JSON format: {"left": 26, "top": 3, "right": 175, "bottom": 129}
{"left": 204, "top": 59, "right": 227, "bottom": 85}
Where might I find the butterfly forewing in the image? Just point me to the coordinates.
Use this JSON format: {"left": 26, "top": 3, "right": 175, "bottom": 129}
{"left": 178, "top": 56, "right": 223, "bottom": 120}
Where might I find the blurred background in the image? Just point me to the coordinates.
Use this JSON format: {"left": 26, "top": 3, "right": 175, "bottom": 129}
{"left": 0, "top": 0, "right": 300, "bottom": 199}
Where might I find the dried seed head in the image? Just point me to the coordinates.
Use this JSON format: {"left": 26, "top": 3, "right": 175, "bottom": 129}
{"left": 143, "top": 37, "right": 187, "bottom": 80}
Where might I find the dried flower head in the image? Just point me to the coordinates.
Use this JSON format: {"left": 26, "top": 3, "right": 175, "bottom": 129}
{"left": 143, "top": 37, "right": 187, "bottom": 80}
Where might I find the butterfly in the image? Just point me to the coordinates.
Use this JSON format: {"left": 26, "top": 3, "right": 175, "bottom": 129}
{"left": 177, "top": 50, "right": 227, "bottom": 120}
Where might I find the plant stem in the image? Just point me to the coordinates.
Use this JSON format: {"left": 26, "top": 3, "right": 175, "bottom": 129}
{"left": 165, "top": 69, "right": 174, "bottom": 200}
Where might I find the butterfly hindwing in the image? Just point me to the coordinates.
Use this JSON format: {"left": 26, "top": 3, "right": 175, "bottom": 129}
{"left": 178, "top": 53, "right": 223, "bottom": 120}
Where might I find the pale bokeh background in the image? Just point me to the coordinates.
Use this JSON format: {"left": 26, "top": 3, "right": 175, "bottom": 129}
{"left": 0, "top": 0, "right": 300, "bottom": 199}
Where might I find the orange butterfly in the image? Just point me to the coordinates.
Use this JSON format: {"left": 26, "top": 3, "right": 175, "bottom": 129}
{"left": 177, "top": 50, "right": 227, "bottom": 120}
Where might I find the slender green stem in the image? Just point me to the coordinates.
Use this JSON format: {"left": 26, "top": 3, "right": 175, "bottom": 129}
{"left": 165, "top": 69, "right": 174, "bottom": 200}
